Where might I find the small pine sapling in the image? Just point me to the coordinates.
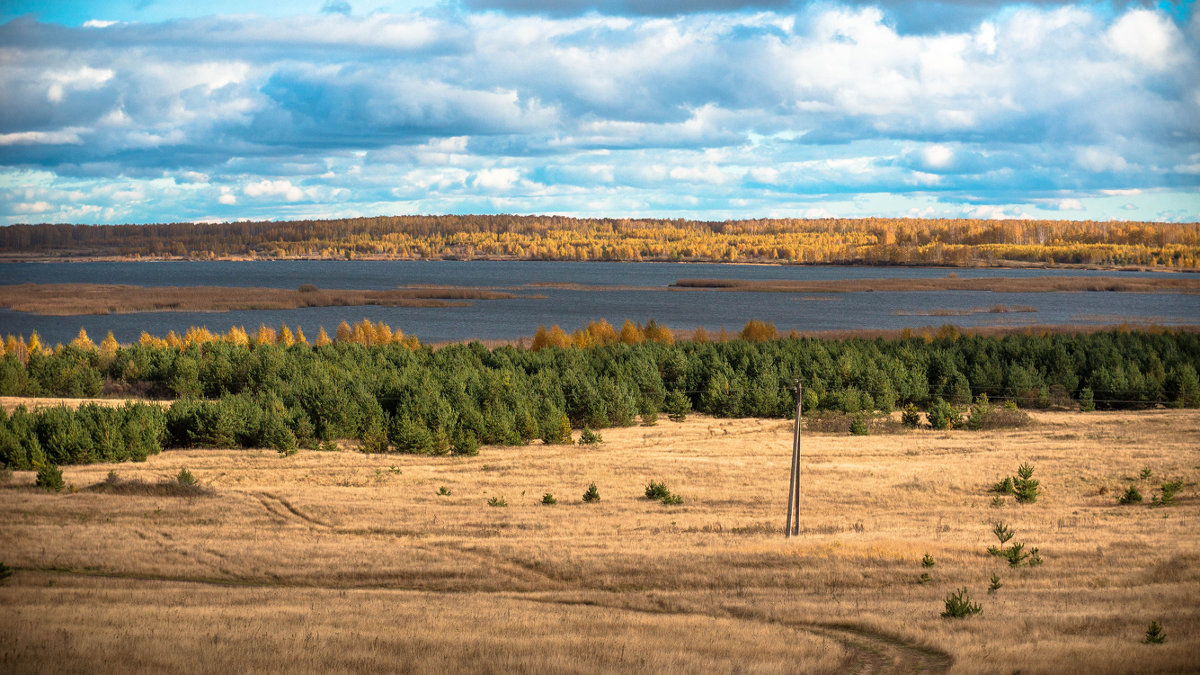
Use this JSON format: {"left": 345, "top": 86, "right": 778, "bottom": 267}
{"left": 1118, "top": 484, "right": 1143, "bottom": 505}
{"left": 582, "top": 483, "right": 600, "bottom": 502}
{"left": 849, "top": 414, "right": 869, "bottom": 436}
{"left": 986, "top": 522, "right": 1015, "bottom": 556}
{"left": 644, "top": 480, "right": 683, "bottom": 504}
{"left": 991, "top": 476, "right": 1014, "bottom": 495}
{"left": 987, "top": 572, "right": 1002, "bottom": 594}
{"left": 487, "top": 496, "right": 507, "bottom": 507}
{"left": 918, "top": 573, "right": 933, "bottom": 584}
{"left": 941, "top": 588, "right": 982, "bottom": 618}
{"left": 1003, "top": 542, "right": 1030, "bottom": 567}
{"left": 176, "top": 467, "right": 198, "bottom": 486}
{"left": 921, "top": 553, "right": 936, "bottom": 568}
{"left": 36, "top": 464, "right": 65, "bottom": 492}
{"left": 1078, "top": 387, "right": 1096, "bottom": 412}
{"left": 1144, "top": 621, "right": 1166, "bottom": 644}
{"left": 579, "top": 428, "right": 603, "bottom": 445}
{"left": 645, "top": 481, "right": 671, "bottom": 500}
{"left": 541, "top": 493, "right": 557, "bottom": 505}
{"left": 1140, "top": 467, "right": 1153, "bottom": 480}
{"left": 1013, "top": 462, "right": 1039, "bottom": 503}
{"left": 437, "top": 486, "right": 452, "bottom": 496}
{"left": 986, "top": 521, "right": 1038, "bottom": 566}
{"left": 1152, "top": 479, "right": 1183, "bottom": 507}
{"left": 901, "top": 403, "right": 921, "bottom": 428}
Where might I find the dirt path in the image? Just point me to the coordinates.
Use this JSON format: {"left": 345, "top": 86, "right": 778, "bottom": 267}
{"left": 525, "top": 595, "right": 953, "bottom": 674}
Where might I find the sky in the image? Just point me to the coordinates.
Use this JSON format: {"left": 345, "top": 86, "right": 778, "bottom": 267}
{"left": 0, "top": 1, "right": 1197, "bottom": 225}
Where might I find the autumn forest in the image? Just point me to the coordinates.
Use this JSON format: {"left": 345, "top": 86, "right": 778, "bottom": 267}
{"left": 3, "top": 216, "right": 1198, "bottom": 268}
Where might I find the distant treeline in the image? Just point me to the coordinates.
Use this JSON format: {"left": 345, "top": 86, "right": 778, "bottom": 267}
{"left": 2, "top": 324, "right": 1198, "bottom": 468}
{"left": 3, "top": 215, "right": 1198, "bottom": 267}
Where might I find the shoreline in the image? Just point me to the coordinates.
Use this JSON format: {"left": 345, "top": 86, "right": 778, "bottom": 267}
{"left": 0, "top": 254, "right": 1194, "bottom": 274}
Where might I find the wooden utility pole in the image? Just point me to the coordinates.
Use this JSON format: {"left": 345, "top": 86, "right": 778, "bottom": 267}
{"left": 786, "top": 382, "right": 802, "bottom": 537}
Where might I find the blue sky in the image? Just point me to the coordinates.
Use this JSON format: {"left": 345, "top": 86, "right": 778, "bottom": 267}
{"left": 0, "top": 1, "right": 1197, "bottom": 225}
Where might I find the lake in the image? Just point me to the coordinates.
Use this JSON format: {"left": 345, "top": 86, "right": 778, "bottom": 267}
{"left": 1, "top": 260, "right": 1196, "bottom": 345}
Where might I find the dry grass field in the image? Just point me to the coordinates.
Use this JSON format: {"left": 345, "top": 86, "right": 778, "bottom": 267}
{"left": 1, "top": 409, "right": 1198, "bottom": 673}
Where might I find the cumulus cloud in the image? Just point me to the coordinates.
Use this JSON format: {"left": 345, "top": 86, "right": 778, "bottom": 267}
{"left": 1107, "top": 9, "right": 1182, "bottom": 70}
{"left": 0, "top": 4, "right": 1196, "bottom": 224}
{"left": 244, "top": 179, "right": 307, "bottom": 201}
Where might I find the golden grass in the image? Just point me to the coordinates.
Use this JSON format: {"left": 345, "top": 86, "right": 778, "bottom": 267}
{"left": 672, "top": 276, "right": 1200, "bottom": 294}
{"left": 1, "top": 410, "right": 1197, "bottom": 673}
{"left": 0, "top": 396, "right": 166, "bottom": 413}
{"left": 0, "top": 284, "right": 525, "bottom": 316}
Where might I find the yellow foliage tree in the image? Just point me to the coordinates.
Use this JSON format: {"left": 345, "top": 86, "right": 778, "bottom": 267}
{"left": 619, "top": 319, "right": 645, "bottom": 345}
{"left": 100, "top": 331, "right": 120, "bottom": 359}
{"left": 27, "top": 331, "right": 44, "bottom": 356}
{"left": 315, "top": 326, "right": 333, "bottom": 347}
{"left": 741, "top": 320, "right": 777, "bottom": 342}
{"left": 69, "top": 328, "right": 95, "bottom": 351}
{"left": 372, "top": 320, "right": 392, "bottom": 345}
{"left": 546, "top": 325, "right": 570, "bottom": 349}
{"left": 254, "top": 324, "right": 276, "bottom": 346}
{"left": 225, "top": 325, "right": 250, "bottom": 347}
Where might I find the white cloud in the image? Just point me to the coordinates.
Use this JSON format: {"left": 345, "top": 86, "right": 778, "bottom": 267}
{"left": 0, "top": 6, "right": 1195, "bottom": 223}
{"left": 473, "top": 168, "right": 520, "bottom": 191}
{"left": 921, "top": 145, "right": 955, "bottom": 170}
{"left": 0, "top": 129, "right": 86, "bottom": 146}
{"left": 968, "top": 205, "right": 1031, "bottom": 220}
{"left": 1107, "top": 9, "right": 1181, "bottom": 70}
{"left": 748, "top": 167, "right": 780, "bottom": 184}
{"left": 244, "top": 179, "right": 306, "bottom": 201}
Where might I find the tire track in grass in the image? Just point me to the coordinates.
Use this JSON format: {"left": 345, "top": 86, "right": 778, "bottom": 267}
{"left": 250, "top": 491, "right": 566, "bottom": 589}
{"left": 254, "top": 492, "right": 334, "bottom": 529}
{"left": 17, "top": 566, "right": 952, "bottom": 673}
{"left": 523, "top": 595, "right": 952, "bottom": 674}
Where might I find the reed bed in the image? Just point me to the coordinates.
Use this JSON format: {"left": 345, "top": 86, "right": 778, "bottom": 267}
{"left": 0, "top": 284, "right": 523, "bottom": 316}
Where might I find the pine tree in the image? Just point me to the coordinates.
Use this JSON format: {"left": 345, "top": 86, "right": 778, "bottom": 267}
{"left": 582, "top": 482, "right": 600, "bottom": 502}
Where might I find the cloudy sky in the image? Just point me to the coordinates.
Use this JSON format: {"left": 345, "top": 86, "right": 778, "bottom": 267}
{"left": 1, "top": 0, "right": 1197, "bottom": 225}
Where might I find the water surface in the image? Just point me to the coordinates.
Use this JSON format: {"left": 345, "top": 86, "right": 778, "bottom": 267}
{"left": 1, "top": 261, "right": 1195, "bottom": 344}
